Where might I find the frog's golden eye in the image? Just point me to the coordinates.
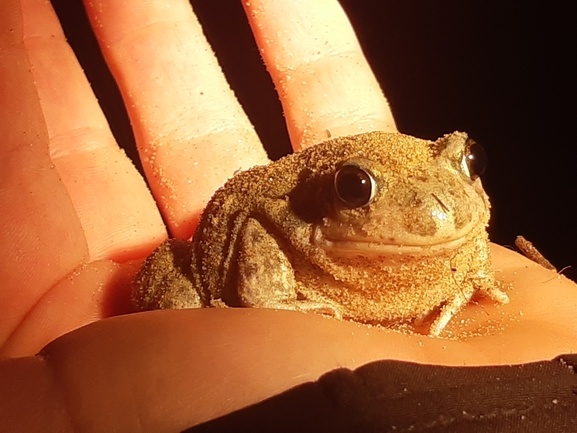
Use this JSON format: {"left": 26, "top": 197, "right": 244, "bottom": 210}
{"left": 334, "top": 163, "right": 377, "bottom": 208}
{"left": 463, "top": 139, "right": 487, "bottom": 180}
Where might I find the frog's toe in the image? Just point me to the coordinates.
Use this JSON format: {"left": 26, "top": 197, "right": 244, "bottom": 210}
{"left": 296, "top": 301, "right": 344, "bottom": 320}
{"left": 245, "top": 299, "right": 343, "bottom": 320}
{"left": 484, "top": 287, "right": 510, "bottom": 304}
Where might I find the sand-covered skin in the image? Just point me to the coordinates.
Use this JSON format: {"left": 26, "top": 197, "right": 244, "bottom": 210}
{"left": 134, "top": 131, "right": 509, "bottom": 335}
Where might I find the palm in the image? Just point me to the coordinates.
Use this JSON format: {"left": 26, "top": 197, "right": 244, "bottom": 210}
{"left": 1, "top": 0, "right": 576, "bottom": 429}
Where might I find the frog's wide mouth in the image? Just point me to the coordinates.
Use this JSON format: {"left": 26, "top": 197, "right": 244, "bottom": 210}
{"left": 312, "top": 226, "right": 468, "bottom": 257}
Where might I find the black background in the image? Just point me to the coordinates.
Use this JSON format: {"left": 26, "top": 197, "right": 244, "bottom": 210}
{"left": 51, "top": 0, "right": 576, "bottom": 281}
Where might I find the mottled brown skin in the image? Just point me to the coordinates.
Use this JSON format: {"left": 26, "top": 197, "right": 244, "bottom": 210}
{"left": 134, "top": 131, "right": 509, "bottom": 336}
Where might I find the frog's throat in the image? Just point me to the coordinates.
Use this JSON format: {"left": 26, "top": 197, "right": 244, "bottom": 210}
{"left": 312, "top": 227, "right": 467, "bottom": 257}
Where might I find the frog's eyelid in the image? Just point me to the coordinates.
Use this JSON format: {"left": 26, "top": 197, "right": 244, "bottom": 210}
{"left": 335, "top": 158, "right": 368, "bottom": 170}
{"left": 436, "top": 138, "right": 483, "bottom": 181}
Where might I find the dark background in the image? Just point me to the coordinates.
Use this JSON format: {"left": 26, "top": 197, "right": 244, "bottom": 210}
{"left": 51, "top": 1, "right": 575, "bottom": 281}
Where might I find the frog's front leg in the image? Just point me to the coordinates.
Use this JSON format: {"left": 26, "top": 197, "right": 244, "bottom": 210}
{"left": 236, "top": 217, "right": 342, "bottom": 318}
{"left": 428, "top": 279, "right": 509, "bottom": 337}
{"left": 133, "top": 238, "right": 204, "bottom": 310}
{"left": 428, "top": 286, "right": 476, "bottom": 337}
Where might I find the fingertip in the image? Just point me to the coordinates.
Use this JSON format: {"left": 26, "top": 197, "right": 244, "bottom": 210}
{"left": 85, "top": 0, "right": 269, "bottom": 238}
{"left": 243, "top": 0, "right": 397, "bottom": 150}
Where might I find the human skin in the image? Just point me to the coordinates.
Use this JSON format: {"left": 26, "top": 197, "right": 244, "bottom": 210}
{"left": 0, "top": 0, "right": 576, "bottom": 431}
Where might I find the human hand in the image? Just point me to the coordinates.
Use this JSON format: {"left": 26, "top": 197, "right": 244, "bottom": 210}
{"left": 1, "top": 0, "right": 575, "bottom": 431}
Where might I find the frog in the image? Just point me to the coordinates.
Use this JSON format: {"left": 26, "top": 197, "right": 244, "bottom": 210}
{"left": 133, "top": 131, "right": 509, "bottom": 336}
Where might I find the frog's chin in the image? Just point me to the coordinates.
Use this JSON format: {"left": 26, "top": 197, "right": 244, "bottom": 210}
{"left": 312, "top": 228, "right": 467, "bottom": 258}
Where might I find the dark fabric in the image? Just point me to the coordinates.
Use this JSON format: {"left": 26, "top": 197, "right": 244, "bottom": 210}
{"left": 185, "top": 354, "right": 577, "bottom": 433}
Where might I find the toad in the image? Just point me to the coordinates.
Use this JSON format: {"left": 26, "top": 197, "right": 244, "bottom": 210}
{"left": 133, "top": 131, "right": 509, "bottom": 336}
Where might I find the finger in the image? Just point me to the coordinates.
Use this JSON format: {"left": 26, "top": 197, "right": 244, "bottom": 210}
{"left": 243, "top": 0, "right": 397, "bottom": 150}
{"left": 21, "top": 0, "right": 166, "bottom": 262}
{"left": 3, "top": 298, "right": 576, "bottom": 431}
{"left": 0, "top": 0, "right": 88, "bottom": 345}
{"left": 0, "top": 260, "right": 138, "bottom": 358}
{"left": 0, "top": 309, "right": 459, "bottom": 431}
{"left": 84, "top": 0, "right": 270, "bottom": 238}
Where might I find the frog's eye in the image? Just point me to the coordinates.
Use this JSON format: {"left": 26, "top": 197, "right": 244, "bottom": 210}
{"left": 334, "top": 163, "right": 377, "bottom": 208}
{"left": 462, "top": 139, "right": 487, "bottom": 180}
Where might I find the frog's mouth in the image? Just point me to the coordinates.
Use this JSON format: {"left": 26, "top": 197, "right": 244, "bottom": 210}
{"left": 312, "top": 226, "right": 468, "bottom": 258}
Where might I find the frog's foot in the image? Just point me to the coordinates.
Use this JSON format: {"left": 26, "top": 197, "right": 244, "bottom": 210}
{"left": 298, "top": 302, "right": 343, "bottom": 320}
{"left": 424, "top": 284, "right": 509, "bottom": 337}
{"left": 428, "top": 289, "right": 476, "bottom": 337}
{"left": 253, "top": 299, "right": 344, "bottom": 320}
{"left": 133, "top": 238, "right": 204, "bottom": 310}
